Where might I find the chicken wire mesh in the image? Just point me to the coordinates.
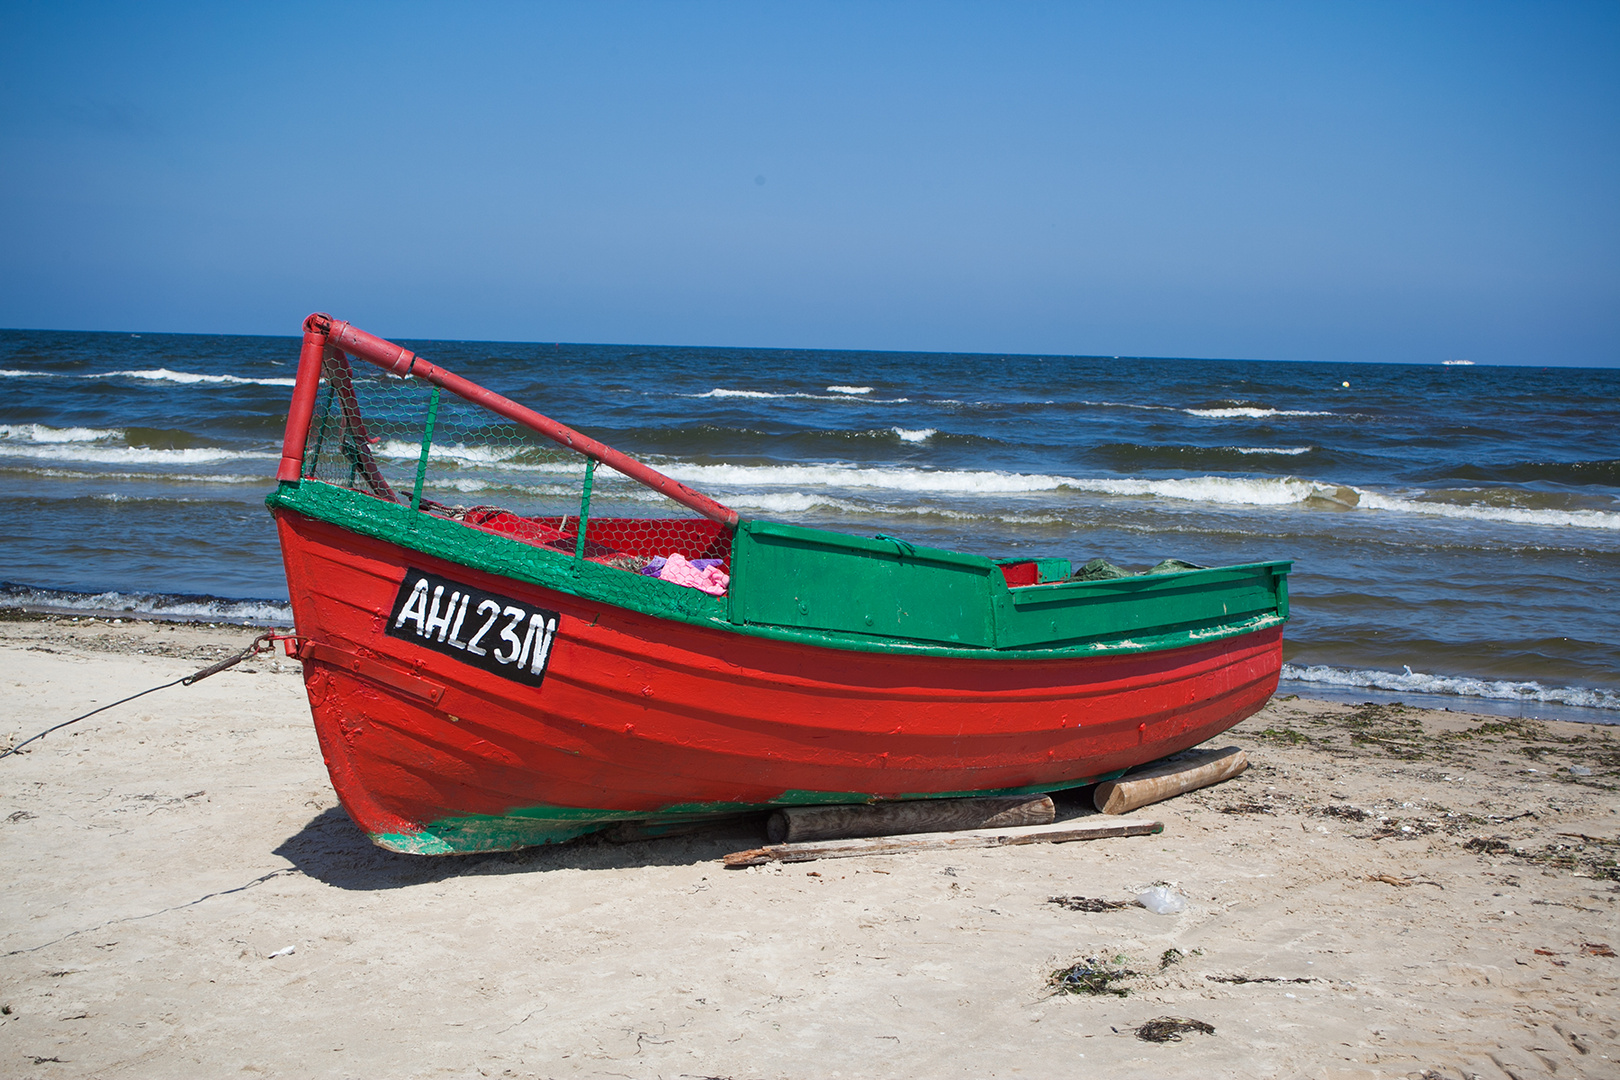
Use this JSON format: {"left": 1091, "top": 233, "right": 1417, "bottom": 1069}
{"left": 300, "top": 350, "right": 733, "bottom": 576}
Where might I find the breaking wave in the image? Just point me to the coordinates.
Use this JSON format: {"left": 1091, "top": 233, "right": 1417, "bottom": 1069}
{"left": 1281, "top": 663, "right": 1620, "bottom": 713}
{"left": 0, "top": 368, "right": 294, "bottom": 387}
{"left": 0, "top": 441, "right": 274, "bottom": 466}
{"left": 892, "top": 427, "right": 936, "bottom": 443}
{"left": 91, "top": 368, "right": 296, "bottom": 387}
{"left": 0, "top": 582, "right": 292, "bottom": 625}
{"left": 0, "top": 423, "right": 123, "bottom": 443}
{"left": 345, "top": 446, "right": 1620, "bottom": 529}
{"left": 686, "top": 387, "right": 910, "bottom": 404}
{"left": 1184, "top": 407, "right": 1334, "bottom": 419}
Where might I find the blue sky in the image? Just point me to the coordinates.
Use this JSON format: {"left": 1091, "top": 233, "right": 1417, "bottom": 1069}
{"left": 1, "top": 2, "right": 1616, "bottom": 364}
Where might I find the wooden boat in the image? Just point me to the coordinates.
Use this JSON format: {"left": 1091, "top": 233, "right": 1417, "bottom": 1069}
{"left": 269, "top": 314, "right": 1291, "bottom": 854}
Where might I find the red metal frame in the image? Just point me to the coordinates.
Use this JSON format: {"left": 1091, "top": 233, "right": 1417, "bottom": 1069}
{"left": 278, "top": 313, "right": 740, "bottom": 528}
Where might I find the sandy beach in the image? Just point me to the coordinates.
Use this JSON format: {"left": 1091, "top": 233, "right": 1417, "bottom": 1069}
{"left": 2, "top": 613, "right": 1616, "bottom": 1079}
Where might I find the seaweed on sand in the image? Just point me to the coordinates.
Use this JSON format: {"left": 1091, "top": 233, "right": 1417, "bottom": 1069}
{"left": 1047, "top": 895, "right": 1132, "bottom": 912}
{"left": 1135, "top": 1016, "right": 1215, "bottom": 1042}
{"left": 1048, "top": 955, "right": 1137, "bottom": 997}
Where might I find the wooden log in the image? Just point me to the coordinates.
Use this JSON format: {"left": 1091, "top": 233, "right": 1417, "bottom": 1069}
{"left": 1093, "top": 745, "right": 1248, "bottom": 815}
{"left": 765, "top": 795, "right": 1054, "bottom": 844}
{"left": 724, "top": 817, "right": 1163, "bottom": 868}
{"left": 602, "top": 813, "right": 756, "bottom": 843}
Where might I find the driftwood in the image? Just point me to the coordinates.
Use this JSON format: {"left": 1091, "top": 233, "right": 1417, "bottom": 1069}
{"left": 766, "top": 794, "right": 1054, "bottom": 843}
{"left": 1093, "top": 745, "right": 1248, "bottom": 815}
{"left": 724, "top": 816, "right": 1163, "bottom": 868}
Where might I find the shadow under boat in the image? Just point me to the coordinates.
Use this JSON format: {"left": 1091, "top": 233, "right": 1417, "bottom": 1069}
{"left": 272, "top": 788, "right": 1111, "bottom": 891}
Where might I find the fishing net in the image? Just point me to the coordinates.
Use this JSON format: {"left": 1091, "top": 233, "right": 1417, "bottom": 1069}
{"left": 298, "top": 350, "right": 732, "bottom": 573}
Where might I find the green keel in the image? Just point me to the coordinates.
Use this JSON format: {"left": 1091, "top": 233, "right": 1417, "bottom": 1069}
{"left": 369, "top": 773, "right": 1129, "bottom": 855}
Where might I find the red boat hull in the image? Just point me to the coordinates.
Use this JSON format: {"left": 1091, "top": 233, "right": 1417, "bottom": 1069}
{"left": 275, "top": 507, "right": 1282, "bottom": 854}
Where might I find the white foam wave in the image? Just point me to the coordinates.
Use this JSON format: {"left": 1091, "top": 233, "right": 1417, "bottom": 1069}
{"left": 0, "top": 443, "right": 274, "bottom": 466}
{"left": 687, "top": 387, "right": 909, "bottom": 404}
{"left": 695, "top": 388, "right": 780, "bottom": 399}
{"left": 662, "top": 461, "right": 1080, "bottom": 494}
{"left": 0, "top": 466, "right": 265, "bottom": 485}
{"left": 0, "top": 423, "right": 122, "bottom": 443}
{"left": 93, "top": 368, "right": 296, "bottom": 387}
{"left": 1184, "top": 407, "right": 1333, "bottom": 419}
{"left": 828, "top": 385, "right": 872, "bottom": 394}
{"left": 373, "top": 439, "right": 585, "bottom": 472}
{"left": 723, "top": 492, "right": 871, "bottom": 514}
{"left": 0, "top": 585, "right": 292, "bottom": 625}
{"left": 425, "top": 477, "right": 580, "bottom": 497}
{"left": 1354, "top": 490, "right": 1620, "bottom": 531}
{"left": 318, "top": 440, "right": 1620, "bottom": 530}
{"left": 1281, "top": 663, "right": 1620, "bottom": 712}
{"left": 1080, "top": 400, "right": 1174, "bottom": 412}
{"left": 0, "top": 368, "right": 53, "bottom": 378}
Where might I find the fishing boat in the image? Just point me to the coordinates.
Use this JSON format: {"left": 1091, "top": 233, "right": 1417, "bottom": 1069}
{"left": 269, "top": 314, "right": 1291, "bottom": 854}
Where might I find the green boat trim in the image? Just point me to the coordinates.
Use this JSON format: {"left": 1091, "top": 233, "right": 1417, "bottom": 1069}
{"left": 269, "top": 479, "right": 1290, "bottom": 661}
{"left": 370, "top": 771, "right": 1131, "bottom": 855}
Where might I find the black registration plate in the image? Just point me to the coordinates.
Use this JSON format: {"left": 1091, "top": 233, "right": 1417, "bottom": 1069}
{"left": 386, "top": 568, "right": 560, "bottom": 687}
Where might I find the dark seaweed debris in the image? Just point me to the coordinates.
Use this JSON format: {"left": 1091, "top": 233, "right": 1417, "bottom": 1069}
{"left": 1219, "top": 800, "right": 1278, "bottom": 815}
{"left": 1135, "top": 1017, "right": 1215, "bottom": 1043}
{"left": 1049, "top": 956, "right": 1137, "bottom": 997}
{"left": 1465, "top": 836, "right": 1511, "bottom": 854}
{"left": 1048, "top": 895, "right": 1132, "bottom": 912}
{"left": 1206, "top": 974, "right": 1316, "bottom": 985}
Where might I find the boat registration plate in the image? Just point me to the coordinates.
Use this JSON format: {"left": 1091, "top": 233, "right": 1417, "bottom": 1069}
{"left": 387, "top": 568, "right": 559, "bottom": 687}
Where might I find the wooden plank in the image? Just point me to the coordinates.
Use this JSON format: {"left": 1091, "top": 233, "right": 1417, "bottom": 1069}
{"left": 723, "top": 816, "right": 1163, "bottom": 868}
{"left": 1093, "top": 745, "right": 1247, "bottom": 815}
{"left": 766, "top": 795, "right": 1054, "bottom": 843}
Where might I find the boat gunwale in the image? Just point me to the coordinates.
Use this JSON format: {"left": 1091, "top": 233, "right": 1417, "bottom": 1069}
{"left": 269, "top": 477, "right": 1290, "bottom": 662}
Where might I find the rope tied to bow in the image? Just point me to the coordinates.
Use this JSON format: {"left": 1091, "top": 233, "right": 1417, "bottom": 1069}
{"left": 2, "top": 630, "right": 295, "bottom": 760}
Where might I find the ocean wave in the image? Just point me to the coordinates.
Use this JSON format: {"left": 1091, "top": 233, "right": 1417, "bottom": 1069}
{"left": 828, "top": 385, "right": 872, "bottom": 394}
{"left": 723, "top": 491, "right": 872, "bottom": 515}
{"left": 892, "top": 427, "right": 936, "bottom": 443}
{"left": 1280, "top": 663, "right": 1620, "bottom": 712}
{"left": 0, "top": 582, "right": 292, "bottom": 624}
{"left": 1183, "top": 407, "right": 1334, "bottom": 419}
{"left": 670, "top": 464, "right": 1342, "bottom": 505}
{"left": 0, "top": 367, "right": 295, "bottom": 386}
{"left": 0, "top": 466, "right": 267, "bottom": 485}
{"left": 0, "top": 443, "right": 275, "bottom": 466}
{"left": 661, "top": 461, "right": 1080, "bottom": 494}
{"left": 0, "top": 423, "right": 122, "bottom": 443}
{"left": 686, "top": 387, "right": 910, "bottom": 404}
{"left": 1079, "top": 399, "right": 1175, "bottom": 412}
{"left": 1353, "top": 490, "right": 1620, "bottom": 531}
{"left": 694, "top": 387, "right": 779, "bottom": 399}
{"left": 373, "top": 439, "right": 584, "bottom": 472}
{"left": 309, "top": 438, "right": 1620, "bottom": 530}
{"left": 92, "top": 368, "right": 297, "bottom": 387}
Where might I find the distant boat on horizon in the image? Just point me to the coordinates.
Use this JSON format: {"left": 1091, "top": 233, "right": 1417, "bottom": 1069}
{"left": 1442, "top": 359, "right": 1475, "bottom": 366}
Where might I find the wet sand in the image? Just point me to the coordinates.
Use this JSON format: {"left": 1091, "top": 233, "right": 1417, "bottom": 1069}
{"left": 2, "top": 613, "right": 1617, "bottom": 1079}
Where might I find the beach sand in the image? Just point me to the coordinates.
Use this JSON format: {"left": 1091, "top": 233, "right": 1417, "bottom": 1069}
{"left": 2, "top": 614, "right": 1616, "bottom": 1079}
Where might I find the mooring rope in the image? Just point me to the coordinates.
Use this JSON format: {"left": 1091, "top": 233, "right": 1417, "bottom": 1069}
{"left": 1, "top": 630, "right": 290, "bottom": 760}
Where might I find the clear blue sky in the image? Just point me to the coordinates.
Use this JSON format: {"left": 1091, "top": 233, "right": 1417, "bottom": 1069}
{"left": 2, "top": 1, "right": 1616, "bottom": 364}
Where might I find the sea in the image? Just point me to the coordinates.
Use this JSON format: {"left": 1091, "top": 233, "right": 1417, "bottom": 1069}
{"left": 2, "top": 328, "right": 1617, "bottom": 724}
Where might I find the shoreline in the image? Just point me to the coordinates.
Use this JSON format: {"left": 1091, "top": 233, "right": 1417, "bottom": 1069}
{"left": 2, "top": 616, "right": 1617, "bottom": 1078}
{"left": 4, "top": 602, "right": 1616, "bottom": 728}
